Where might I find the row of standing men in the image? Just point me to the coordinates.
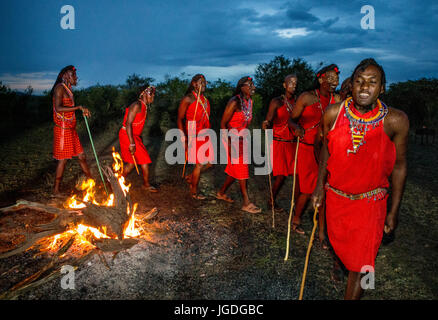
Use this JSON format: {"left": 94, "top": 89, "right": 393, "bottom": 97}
{"left": 50, "top": 58, "right": 409, "bottom": 299}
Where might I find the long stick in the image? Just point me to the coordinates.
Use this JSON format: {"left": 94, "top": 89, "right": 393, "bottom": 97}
{"left": 182, "top": 85, "right": 202, "bottom": 179}
{"left": 82, "top": 113, "right": 109, "bottom": 196}
{"left": 265, "top": 129, "right": 275, "bottom": 228}
{"left": 299, "top": 206, "right": 319, "bottom": 300}
{"left": 284, "top": 137, "right": 300, "bottom": 261}
{"left": 132, "top": 153, "right": 140, "bottom": 175}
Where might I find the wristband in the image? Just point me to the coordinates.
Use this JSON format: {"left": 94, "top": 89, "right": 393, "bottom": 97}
{"left": 129, "top": 144, "right": 136, "bottom": 147}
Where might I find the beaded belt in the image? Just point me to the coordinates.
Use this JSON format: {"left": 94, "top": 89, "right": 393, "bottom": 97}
{"left": 273, "top": 137, "right": 293, "bottom": 142}
{"left": 326, "top": 183, "right": 388, "bottom": 201}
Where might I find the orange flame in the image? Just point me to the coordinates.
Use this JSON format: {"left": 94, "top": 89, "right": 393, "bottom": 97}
{"left": 44, "top": 149, "right": 143, "bottom": 253}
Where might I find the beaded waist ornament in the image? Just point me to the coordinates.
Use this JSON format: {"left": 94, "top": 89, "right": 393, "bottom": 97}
{"left": 326, "top": 183, "right": 388, "bottom": 201}
{"left": 344, "top": 97, "right": 388, "bottom": 154}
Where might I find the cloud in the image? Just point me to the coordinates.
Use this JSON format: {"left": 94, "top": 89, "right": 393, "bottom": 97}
{"left": 275, "top": 28, "right": 311, "bottom": 39}
{"left": 0, "top": 72, "right": 57, "bottom": 92}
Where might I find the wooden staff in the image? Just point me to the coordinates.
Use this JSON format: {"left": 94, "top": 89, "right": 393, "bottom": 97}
{"left": 265, "top": 129, "right": 275, "bottom": 228}
{"left": 182, "top": 85, "right": 202, "bottom": 178}
{"left": 299, "top": 206, "right": 319, "bottom": 300}
{"left": 284, "top": 137, "right": 300, "bottom": 261}
{"left": 131, "top": 153, "right": 140, "bottom": 175}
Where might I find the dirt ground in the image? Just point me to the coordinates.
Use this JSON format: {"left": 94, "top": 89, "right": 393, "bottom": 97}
{"left": 0, "top": 121, "right": 437, "bottom": 300}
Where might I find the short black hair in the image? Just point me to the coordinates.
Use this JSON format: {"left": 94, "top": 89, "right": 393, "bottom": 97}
{"left": 284, "top": 74, "right": 297, "bottom": 83}
{"left": 351, "top": 58, "right": 386, "bottom": 90}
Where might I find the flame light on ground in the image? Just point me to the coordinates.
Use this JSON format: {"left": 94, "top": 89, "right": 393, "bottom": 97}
{"left": 40, "top": 149, "right": 146, "bottom": 253}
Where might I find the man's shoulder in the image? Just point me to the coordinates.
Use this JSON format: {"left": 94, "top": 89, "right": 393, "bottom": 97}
{"left": 297, "top": 90, "right": 316, "bottom": 105}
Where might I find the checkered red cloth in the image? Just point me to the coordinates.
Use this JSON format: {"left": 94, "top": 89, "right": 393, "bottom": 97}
{"left": 53, "top": 97, "right": 84, "bottom": 160}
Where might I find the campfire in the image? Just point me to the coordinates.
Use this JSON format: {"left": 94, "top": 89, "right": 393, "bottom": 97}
{"left": 0, "top": 148, "right": 158, "bottom": 299}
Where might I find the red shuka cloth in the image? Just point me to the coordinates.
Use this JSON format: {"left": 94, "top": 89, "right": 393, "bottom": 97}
{"left": 185, "top": 94, "right": 214, "bottom": 164}
{"left": 224, "top": 100, "right": 252, "bottom": 180}
{"left": 119, "top": 101, "right": 152, "bottom": 165}
{"left": 53, "top": 86, "right": 84, "bottom": 160}
{"left": 297, "top": 90, "right": 335, "bottom": 193}
{"left": 325, "top": 101, "right": 396, "bottom": 272}
{"left": 272, "top": 99, "right": 296, "bottom": 177}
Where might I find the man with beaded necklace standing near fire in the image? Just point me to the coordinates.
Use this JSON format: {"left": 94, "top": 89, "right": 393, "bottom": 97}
{"left": 312, "top": 58, "right": 409, "bottom": 299}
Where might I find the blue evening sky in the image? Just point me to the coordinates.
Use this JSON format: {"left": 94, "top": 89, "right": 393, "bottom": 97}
{"left": 0, "top": 0, "right": 437, "bottom": 93}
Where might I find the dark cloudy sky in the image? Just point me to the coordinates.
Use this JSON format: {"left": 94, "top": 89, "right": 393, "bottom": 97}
{"left": 1, "top": 0, "right": 437, "bottom": 93}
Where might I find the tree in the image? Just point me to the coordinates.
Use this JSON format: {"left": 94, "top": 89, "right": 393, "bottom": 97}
{"left": 383, "top": 78, "right": 438, "bottom": 128}
{"left": 254, "top": 55, "right": 316, "bottom": 110}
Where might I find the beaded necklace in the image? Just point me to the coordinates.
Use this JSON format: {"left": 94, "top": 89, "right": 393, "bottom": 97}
{"left": 344, "top": 97, "right": 388, "bottom": 154}
{"left": 238, "top": 94, "right": 252, "bottom": 122}
{"left": 281, "top": 94, "right": 295, "bottom": 114}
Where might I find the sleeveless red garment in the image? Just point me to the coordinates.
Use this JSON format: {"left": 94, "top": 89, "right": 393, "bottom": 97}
{"left": 224, "top": 97, "right": 252, "bottom": 180}
{"left": 53, "top": 84, "right": 84, "bottom": 160}
{"left": 325, "top": 100, "right": 396, "bottom": 272}
{"left": 297, "top": 90, "right": 335, "bottom": 193}
{"left": 119, "top": 101, "right": 152, "bottom": 165}
{"left": 272, "top": 97, "right": 296, "bottom": 177}
{"left": 185, "top": 93, "right": 214, "bottom": 164}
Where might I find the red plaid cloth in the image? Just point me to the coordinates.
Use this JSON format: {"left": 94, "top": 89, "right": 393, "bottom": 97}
{"left": 53, "top": 96, "right": 84, "bottom": 160}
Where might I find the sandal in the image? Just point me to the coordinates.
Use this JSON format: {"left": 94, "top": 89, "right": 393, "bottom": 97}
{"left": 212, "top": 192, "right": 234, "bottom": 203}
{"left": 292, "top": 223, "right": 305, "bottom": 235}
{"left": 142, "top": 185, "right": 159, "bottom": 193}
{"left": 191, "top": 193, "right": 206, "bottom": 200}
{"left": 241, "top": 203, "right": 262, "bottom": 214}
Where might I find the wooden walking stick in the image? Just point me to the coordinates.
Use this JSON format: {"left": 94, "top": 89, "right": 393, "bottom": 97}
{"left": 265, "top": 129, "right": 275, "bottom": 228}
{"left": 82, "top": 112, "right": 109, "bottom": 196}
{"left": 131, "top": 153, "right": 140, "bottom": 175}
{"left": 284, "top": 137, "right": 300, "bottom": 261}
{"left": 299, "top": 206, "right": 319, "bottom": 300}
{"left": 182, "top": 85, "right": 202, "bottom": 179}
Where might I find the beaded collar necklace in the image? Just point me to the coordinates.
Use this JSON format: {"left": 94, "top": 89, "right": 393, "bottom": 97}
{"left": 238, "top": 94, "right": 252, "bottom": 122}
{"left": 344, "top": 97, "right": 388, "bottom": 154}
{"left": 281, "top": 94, "right": 295, "bottom": 114}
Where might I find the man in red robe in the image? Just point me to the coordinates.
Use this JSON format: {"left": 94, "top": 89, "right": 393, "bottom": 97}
{"left": 177, "top": 74, "right": 214, "bottom": 200}
{"left": 51, "top": 65, "right": 92, "bottom": 195}
{"left": 215, "top": 76, "right": 261, "bottom": 213}
{"left": 119, "top": 85, "right": 158, "bottom": 192}
{"left": 312, "top": 58, "right": 409, "bottom": 299}
{"left": 262, "top": 74, "right": 304, "bottom": 212}
{"left": 290, "top": 65, "right": 340, "bottom": 239}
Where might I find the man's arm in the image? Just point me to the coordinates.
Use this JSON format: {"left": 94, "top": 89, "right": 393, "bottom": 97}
{"left": 291, "top": 92, "right": 311, "bottom": 121}
{"left": 220, "top": 98, "right": 238, "bottom": 130}
{"left": 53, "top": 85, "right": 90, "bottom": 116}
{"left": 311, "top": 103, "right": 341, "bottom": 208}
{"left": 125, "top": 101, "right": 141, "bottom": 154}
{"left": 262, "top": 98, "right": 281, "bottom": 129}
{"left": 384, "top": 108, "right": 409, "bottom": 234}
{"left": 177, "top": 96, "right": 191, "bottom": 148}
